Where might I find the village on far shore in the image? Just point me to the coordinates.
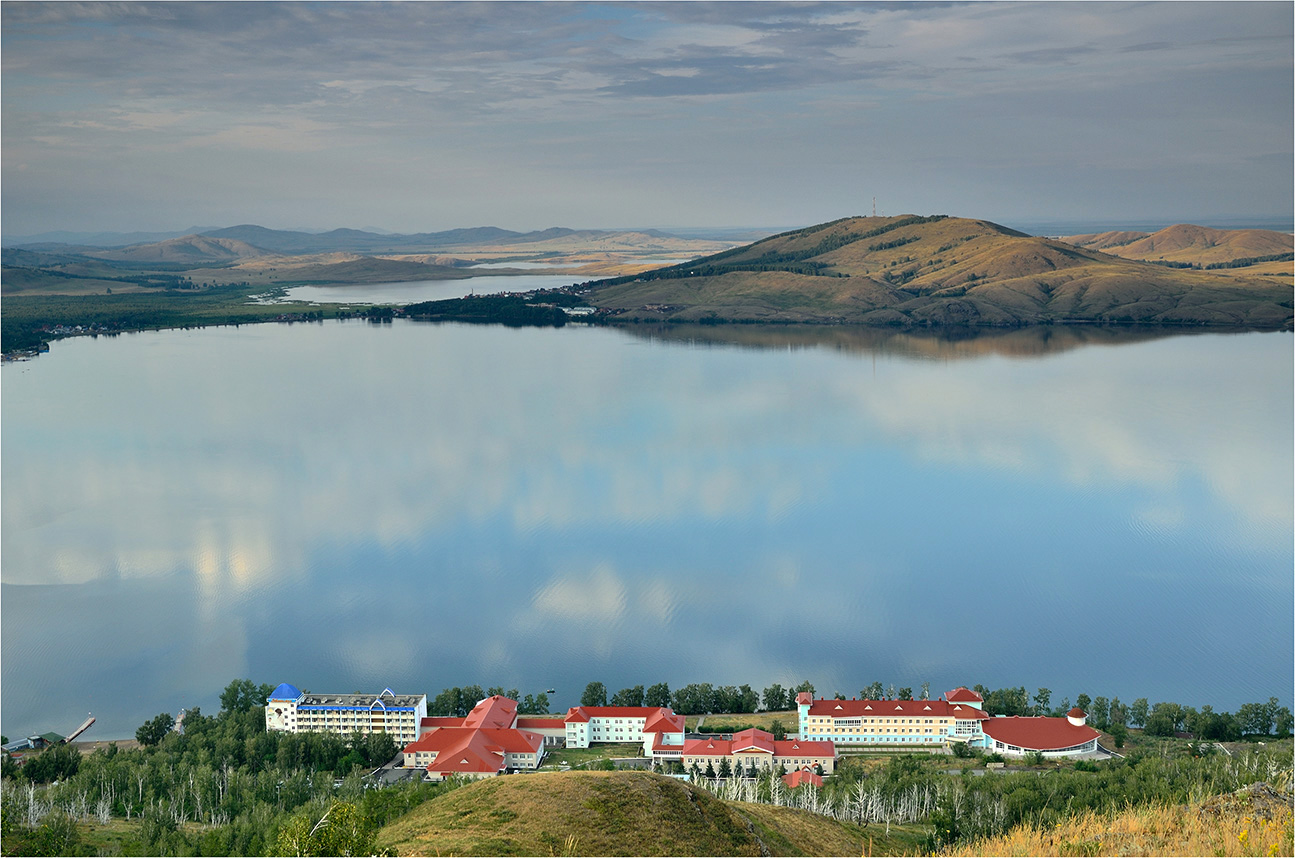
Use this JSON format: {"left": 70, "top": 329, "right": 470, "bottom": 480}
{"left": 263, "top": 683, "right": 1106, "bottom": 786}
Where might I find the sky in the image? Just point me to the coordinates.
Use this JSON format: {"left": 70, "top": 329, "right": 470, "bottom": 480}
{"left": 2, "top": 1, "right": 1292, "bottom": 236}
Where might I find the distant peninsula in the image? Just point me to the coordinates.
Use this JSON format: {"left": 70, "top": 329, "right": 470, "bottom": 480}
{"left": 581, "top": 215, "right": 1293, "bottom": 330}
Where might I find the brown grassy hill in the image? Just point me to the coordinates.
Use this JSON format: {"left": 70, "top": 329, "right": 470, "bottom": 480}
{"left": 88, "top": 234, "right": 267, "bottom": 264}
{"left": 1065, "top": 224, "right": 1293, "bottom": 265}
{"left": 376, "top": 771, "right": 918, "bottom": 857}
{"left": 940, "top": 781, "right": 1293, "bottom": 857}
{"left": 587, "top": 215, "right": 1292, "bottom": 329}
{"left": 209, "top": 255, "right": 476, "bottom": 285}
{"left": 1063, "top": 230, "right": 1151, "bottom": 250}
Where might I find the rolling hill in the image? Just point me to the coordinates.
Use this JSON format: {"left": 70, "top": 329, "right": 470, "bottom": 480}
{"left": 86, "top": 234, "right": 268, "bottom": 264}
{"left": 585, "top": 215, "right": 1293, "bottom": 329}
{"left": 376, "top": 771, "right": 919, "bottom": 857}
{"left": 1064, "top": 223, "right": 1293, "bottom": 266}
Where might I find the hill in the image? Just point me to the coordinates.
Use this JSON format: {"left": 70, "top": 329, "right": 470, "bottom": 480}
{"left": 376, "top": 770, "right": 919, "bottom": 857}
{"left": 941, "top": 781, "right": 1293, "bottom": 858}
{"left": 585, "top": 215, "right": 1293, "bottom": 329}
{"left": 233, "top": 255, "right": 475, "bottom": 284}
{"left": 86, "top": 234, "right": 267, "bottom": 264}
{"left": 1065, "top": 223, "right": 1293, "bottom": 266}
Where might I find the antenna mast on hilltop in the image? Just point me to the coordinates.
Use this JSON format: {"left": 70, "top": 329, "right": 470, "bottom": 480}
{"left": 872, "top": 197, "right": 877, "bottom": 218}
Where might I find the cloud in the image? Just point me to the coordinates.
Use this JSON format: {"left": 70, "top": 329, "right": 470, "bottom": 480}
{"left": 2, "top": 1, "right": 1290, "bottom": 231}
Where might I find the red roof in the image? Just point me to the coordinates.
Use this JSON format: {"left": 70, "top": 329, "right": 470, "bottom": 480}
{"left": 783, "top": 767, "right": 823, "bottom": 788}
{"left": 475, "top": 728, "right": 545, "bottom": 754}
{"left": 947, "top": 687, "right": 984, "bottom": 703}
{"left": 731, "top": 729, "right": 775, "bottom": 755}
{"left": 981, "top": 716, "right": 1100, "bottom": 751}
{"left": 565, "top": 706, "right": 674, "bottom": 722}
{"left": 516, "top": 718, "right": 565, "bottom": 730}
{"left": 564, "top": 707, "right": 591, "bottom": 723}
{"left": 652, "top": 733, "right": 685, "bottom": 751}
{"left": 805, "top": 698, "right": 987, "bottom": 720}
{"left": 643, "top": 710, "right": 685, "bottom": 734}
{"left": 406, "top": 726, "right": 544, "bottom": 775}
{"left": 463, "top": 696, "right": 518, "bottom": 730}
{"left": 796, "top": 691, "right": 813, "bottom": 705}
{"left": 774, "top": 738, "right": 835, "bottom": 757}
{"left": 1067, "top": 708, "right": 1087, "bottom": 719}
{"left": 420, "top": 716, "right": 465, "bottom": 730}
{"left": 683, "top": 731, "right": 834, "bottom": 759}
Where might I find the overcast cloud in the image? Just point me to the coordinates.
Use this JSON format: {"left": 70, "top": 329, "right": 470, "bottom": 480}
{"left": 2, "top": 1, "right": 1291, "bottom": 234}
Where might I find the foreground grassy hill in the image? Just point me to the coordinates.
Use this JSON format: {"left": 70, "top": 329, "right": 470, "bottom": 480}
{"left": 586, "top": 215, "right": 1292, "bottom": 329}
{"left": 376, "top": 770, "right": 923, "bottom": 856}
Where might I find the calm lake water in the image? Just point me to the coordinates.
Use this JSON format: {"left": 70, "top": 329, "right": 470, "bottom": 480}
{"left": 270, "top": 272, "right": 582, "bottom": 306}
{"left": 2, "top": 322, "right": 1291, "bottom": 739}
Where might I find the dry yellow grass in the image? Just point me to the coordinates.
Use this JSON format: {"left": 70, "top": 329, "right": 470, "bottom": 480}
{"left": 943, "top": 784, "right": 1294, "bottom": 857}
{"left": 589, "top": 215, "right": 1293, "bottom": 329}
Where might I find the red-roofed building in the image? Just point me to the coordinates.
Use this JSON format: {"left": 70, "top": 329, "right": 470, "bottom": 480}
{"left": 782, "top": 766, "right": 824, "bottom": 788}
{"left": 402, "top": 695, "right": 546, "bottom": 780}
{"left": 516, "top": 717, "right": 567, "bottom": 747}
{"left": 462, "top": 695, "right": 518, "bottom": 730}
{"left": 563, "top": 706, "right": 685, "bottom": 760}
{"left": 797, "top": 694, "right": 990, "bottom": 748}
{"left": 946, "top": 687, "right": 985, "bottom": 706}
{"left": 683, "top": 729, "right": 836, "bottom": 775}
{"left": 981, "top": 710, "right": 1101, "bottom": 758}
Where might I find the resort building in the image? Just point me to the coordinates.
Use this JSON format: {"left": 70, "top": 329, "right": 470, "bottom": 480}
{"left": 562, "top": 705, "right": 686, "bottom": 760}
{"left": 980, "top": 708, "right": 1102, "bottom": 758}
{"left": 782, "top": 766, "right": 824, "bottom": 789}
{"left": 516, "top": 717, "right": 568, "bottom": 747}
{"left": 265, "top": 684, "right": 427, "bottom": 747}
{"left": 402, "top": 695, "right": 547, "bottom": 781}
{"left": 796, "top": 688, "right": 990, "bottom": 748}
{"left": 682, "top": 728, "right": 837, "bottom": 775}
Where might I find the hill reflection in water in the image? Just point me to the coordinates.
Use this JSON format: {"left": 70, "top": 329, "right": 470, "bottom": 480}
{"left": 619, "top": 323, "right": 1225, "bottom": 361}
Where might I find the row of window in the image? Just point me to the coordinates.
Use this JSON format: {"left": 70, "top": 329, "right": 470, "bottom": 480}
{"left": 815, "top": 717, "right": 949, "bottom": 725}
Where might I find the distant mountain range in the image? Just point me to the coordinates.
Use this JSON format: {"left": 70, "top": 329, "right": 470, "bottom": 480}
{"left": 585, "top": 215, "right": 1293, "bottom": 329}
{"left": 3, "top": 224, "right": 718, "bottom": 254}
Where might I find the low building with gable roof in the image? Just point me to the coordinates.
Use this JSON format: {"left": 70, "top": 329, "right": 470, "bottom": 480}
{"left": 402, "top": 695, "right": 546, "bottom": 780}
{"left": 783, "top": 766, "right": 824, "bottom": 788}
{"left": 683, "top": 728, "right": 836, "bottom": 775}
{"left": 796, "top": 689, "right": 990, "bottom": 748}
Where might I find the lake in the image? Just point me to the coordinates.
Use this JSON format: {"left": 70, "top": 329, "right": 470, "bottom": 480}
{"left": 267, "top": 272, "right": 583, "bottom": 306}
{"left": 1, "top": 321, "right": 1291, "bottom": 740}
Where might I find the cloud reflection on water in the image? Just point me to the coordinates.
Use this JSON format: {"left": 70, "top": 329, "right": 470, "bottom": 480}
{"left": 1, "top": 322, "right": 1289, "bottom": 738}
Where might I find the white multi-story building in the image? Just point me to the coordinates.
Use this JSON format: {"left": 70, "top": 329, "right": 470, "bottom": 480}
{"left": 796, "top": 688, "right": 989, "bottom": 748}
{"left": 265, "top": 683, "right": 427, "bottom": 747}
{"left": 562, "top": 706, "right": 686, "bottom": 760}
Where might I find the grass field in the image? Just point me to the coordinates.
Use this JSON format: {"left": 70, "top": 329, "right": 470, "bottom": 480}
{"left": 539, "top": 742, "right": 645, "bottom": 770}
{"left": 941, "top": 782, "right": 1294, "bottom": 857}
{"left": 687, "top": 710, "right": 799, "bottom": 732}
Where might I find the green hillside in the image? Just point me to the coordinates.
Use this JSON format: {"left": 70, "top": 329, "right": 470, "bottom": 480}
{"left": 586, "top": 215, "right": 1293, "bottom": 329}
{"left": 377, "top": 770, "right": 923, "bottom": 856}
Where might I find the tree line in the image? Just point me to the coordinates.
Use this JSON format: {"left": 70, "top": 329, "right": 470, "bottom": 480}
{"left": 574, "top": 678, "right": 1292, "bottom": 744}
{"left": 426, "top": 685, "right": 550, "bottom": 717}
{"left": 578, "top": 680, "right": 819, "bottom": 715}
{"left": 1, "top": 679, "right": 438, "bottom": 857}
{"left": 968, "top": 684, "right": 1292, "bottom": 745}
